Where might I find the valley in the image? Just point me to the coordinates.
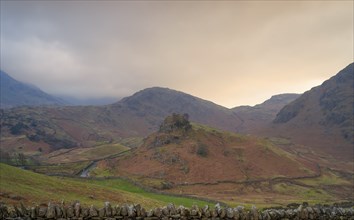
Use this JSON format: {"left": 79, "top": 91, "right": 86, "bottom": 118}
{"left": 0, "top": 63, "right": 353, "bottom": 209}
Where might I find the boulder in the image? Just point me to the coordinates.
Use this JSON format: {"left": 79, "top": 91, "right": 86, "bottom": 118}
{"left": 38, "top": 206, "right": 47, "bottom": 218}
{"left": 74, "top": 202, "right": 81, "bottom": 217}
{"left": 89, "top": 205, "right": 98, "bottom": 217}
{"left": 121, "top": 204, "right": 128, "bottom": 216}
{"left": 167, "top": 203, "right": 176, "bottom": 215}
{"left": 46, "top": 203, "right": 56, "bottom": 219}
{"left": 104, "top": 201, "right": 112, "bottom": 217}
{"left": 114, "top": 205, "right": 121, "bottom": 216}
{"left": 153, "top": 207, "right": 162, "bottom": 217}
{"left": 128, "top": 204, "right": 136, "bottom": 217}
{"left": 66, "top": 205, "right": 75, "bottom": 218}
{"left": 226, "top": 207, "right": 234, "bottom": 218}
{"left": 98, "top": 208, "right": 105, "bottom": 218}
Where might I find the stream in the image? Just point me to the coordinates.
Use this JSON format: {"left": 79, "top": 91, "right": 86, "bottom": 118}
{"left": 79, "top": 161, "right": 97, "bottom": 177}
{"left": 78, "top": 149, "right": 131, "bottom": 177}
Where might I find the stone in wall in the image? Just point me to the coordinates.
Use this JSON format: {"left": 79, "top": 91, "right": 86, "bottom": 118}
{"left": 0, "top": 201, "right": 354, "bottom": 219}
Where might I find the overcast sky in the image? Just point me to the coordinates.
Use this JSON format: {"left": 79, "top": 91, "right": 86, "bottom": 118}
{"left": 1, "top": 1, "right": 353, "bottom": 108}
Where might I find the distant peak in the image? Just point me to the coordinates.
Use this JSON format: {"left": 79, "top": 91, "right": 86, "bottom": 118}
{"left": 134, "top": 87, "right": 185, "bottom": 95}
{"left": 269, "top": 93, "right": 301, "bottom": 99}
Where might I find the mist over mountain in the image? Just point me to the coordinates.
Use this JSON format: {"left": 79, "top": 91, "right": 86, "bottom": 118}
{"left": 232, "top": 93, "right": 300, "bottom": 133}
{"left": 0, "top": 71, "right": 66, "bottom": 108}
{"left": 0, "top": 87, "right": 243, "bottom": 153}
{"left": 1, "top": 63, "right": 352, "bottom": 163}
{"left": 58, "top": 95, "right": 119, "bottom": 106}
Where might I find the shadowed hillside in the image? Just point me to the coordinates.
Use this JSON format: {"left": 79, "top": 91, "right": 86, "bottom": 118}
{"left": 232, "top": 94, "right": 300, "bottom": 133}
{"left": 270, "top": 63, "right": 353, "bottom": 160}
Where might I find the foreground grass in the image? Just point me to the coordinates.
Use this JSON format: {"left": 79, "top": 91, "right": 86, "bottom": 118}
{"left": 0, "top": 163, "right": 212, "bottom": 208}
{"left": 87, "top": 179, "right": 213, "bottom": 207}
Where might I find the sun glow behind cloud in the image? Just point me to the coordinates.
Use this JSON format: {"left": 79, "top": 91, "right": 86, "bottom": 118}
{"left": 0, "top": 1, "right": 353, "bottom": 107}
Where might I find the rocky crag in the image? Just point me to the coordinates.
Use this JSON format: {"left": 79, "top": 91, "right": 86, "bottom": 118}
{"left": 1, "top": 201, "right": 353, "bottom": 220}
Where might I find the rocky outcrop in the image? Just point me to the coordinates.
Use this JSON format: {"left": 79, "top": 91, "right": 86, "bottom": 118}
{"left": 159, "top": 113, "right": 192, "bottom": 133}
{"left": 150, "top": 113, "right": 192, "bottom": 148}
{"left": 1, "top": 202, "right": 353, "bottom": 220}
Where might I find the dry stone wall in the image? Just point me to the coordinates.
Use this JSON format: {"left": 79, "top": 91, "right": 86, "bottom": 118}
{"left": 1, "top": 202, "right": 353, "bottom": 220}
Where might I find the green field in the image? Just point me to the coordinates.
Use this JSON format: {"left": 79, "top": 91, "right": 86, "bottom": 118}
{"left": 30, "top": 161, "right": 91, "bottom": 175}
{"left": 0, "top": 163, "right": 213, "bottom": 208}
{"left": 42, "top": 143, "right": 130, "bottom": 164}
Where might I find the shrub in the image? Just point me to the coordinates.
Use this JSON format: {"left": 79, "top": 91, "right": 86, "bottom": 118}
{"left": 196, "top": 143, "right": 208, "bottom": 157}
{"left": 10, "top": 123, "right": 27, "bottom": 135}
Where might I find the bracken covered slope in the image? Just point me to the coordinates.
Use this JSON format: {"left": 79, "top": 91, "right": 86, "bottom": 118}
{"left": 112, "top": 114, "right": 318, "bottom": 184}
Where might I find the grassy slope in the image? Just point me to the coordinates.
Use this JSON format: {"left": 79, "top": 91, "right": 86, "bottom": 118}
{"left": 30, "top": 161, "right": 91, "bottom": 175}
{"left": 42, "top": 143, "right": 130, "bottom": 164}
{"left": 0, "top": 163, "right": 212, "bottom": 208}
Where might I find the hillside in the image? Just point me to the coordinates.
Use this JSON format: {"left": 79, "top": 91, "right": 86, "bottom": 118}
{"left": 0, "top": 163, "right": 212, "bottom": 208}
{"left": 232, "top": 94, "right": 300, "bottom": 133}
{"left": 90, "top": 114, "right": 353, "bottom": 206}
{"left": 271, "top": 63, "right": 353, "bottom": 160}
{"left": 108, "top": 114, "right": 318, "bottom": 184}
{"left": 0, "top": 71, "right": 66, "bottom": 108}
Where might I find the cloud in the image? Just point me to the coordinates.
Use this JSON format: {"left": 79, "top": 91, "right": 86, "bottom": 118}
{"left": 1, "top": 1, "right": 353, "bottom": 107}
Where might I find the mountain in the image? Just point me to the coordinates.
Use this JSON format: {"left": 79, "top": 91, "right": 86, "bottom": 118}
{"left": 271, "top": 63, "right": 354, "bottom": 160}
{"left": 105, "top": 114, "right": 317, "bottom": 184}
{"left": 1, "top": 61, "right": 352, "bottom": 162}
{"left": 232, "top": 94, "right": 300, "bottom": 133}
{"left": 0, "top": 71, "right": 66, "bottom": 108}
{"left": 115, "top": 87, "right": 242, "bottom": 132}
{"left": 0, "top": 87, "right": 243, "bottom": 153}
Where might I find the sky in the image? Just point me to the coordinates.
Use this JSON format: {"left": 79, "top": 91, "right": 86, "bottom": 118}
{"left": 0, "top": 1, "right": 353, "bottom": 108}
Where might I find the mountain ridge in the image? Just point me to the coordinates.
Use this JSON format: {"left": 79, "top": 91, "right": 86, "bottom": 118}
{"left": 232, "top": 93, "right": 300, "bottom": 134}
{"left": 270, "top": 63, "right": 353, "bottom": 160}
{"left": 0, "top": 70, "right": 66, "bottom": 108}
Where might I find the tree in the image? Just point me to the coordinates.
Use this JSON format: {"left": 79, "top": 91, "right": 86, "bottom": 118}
{"left": 18, "top": 153, "right": 26, "bottom": 166}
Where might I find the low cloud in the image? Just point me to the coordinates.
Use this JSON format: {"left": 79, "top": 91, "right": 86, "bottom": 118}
{"left": 1, "top": 1, "right": 353, "bottom": 107}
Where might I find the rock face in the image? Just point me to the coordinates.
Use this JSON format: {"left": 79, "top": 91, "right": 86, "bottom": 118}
{"left": 149, "top": 113, "right": 192, "bottom": 148}
{"left": 0, "top": 202, "right": 353, "bottom": 220}
{"left": 159, "top": 113, "right": 192, "bottom": 133}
